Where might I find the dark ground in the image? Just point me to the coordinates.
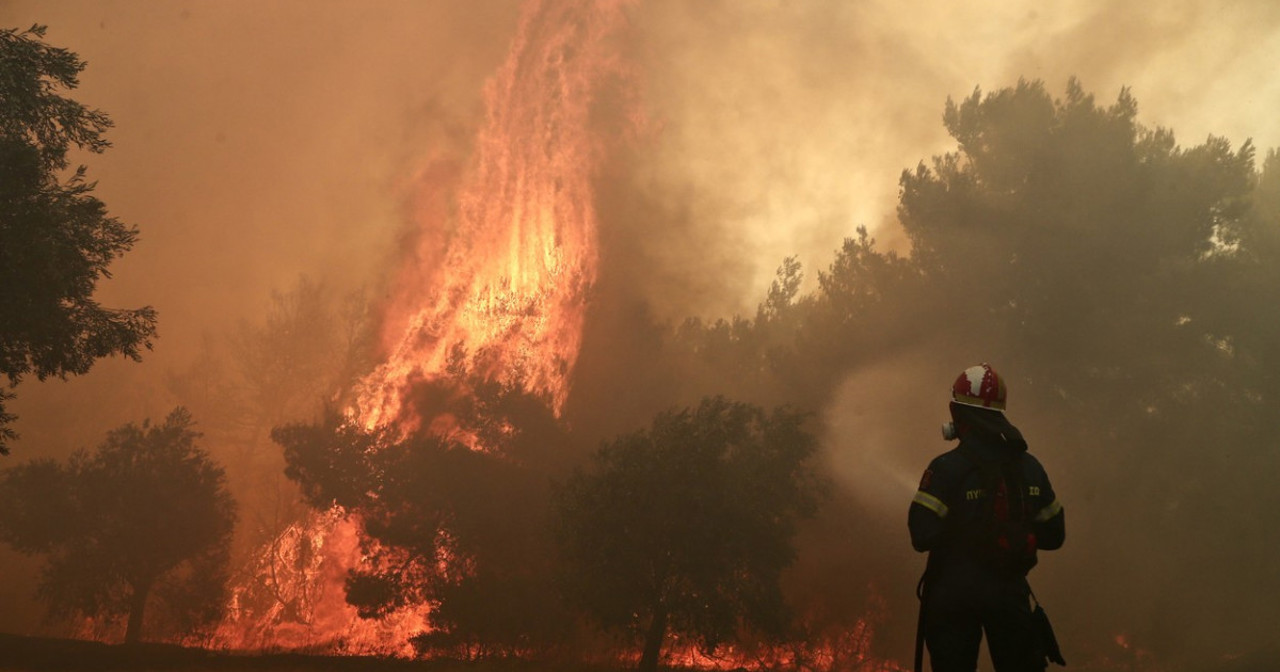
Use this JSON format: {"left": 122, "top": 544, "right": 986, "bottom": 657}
{"left": 0, "top": 634, "right": 619, "bottom": 672}
{"left": 8, "top": 633, "right": 1280, "bottom": 672}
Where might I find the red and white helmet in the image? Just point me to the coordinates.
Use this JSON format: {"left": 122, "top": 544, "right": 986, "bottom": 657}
{"left": 951, "top": 363, "right": 1007, "bottom": 411}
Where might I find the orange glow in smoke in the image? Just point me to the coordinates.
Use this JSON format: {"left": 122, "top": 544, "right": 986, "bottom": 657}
{"left": 216, "top": 0, "right": 635, "bottom": 655}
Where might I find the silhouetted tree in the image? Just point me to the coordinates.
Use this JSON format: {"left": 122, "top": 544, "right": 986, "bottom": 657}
{"left": 278, "top": 379, "right": 574, "bottom": 657}
{"left": 898, "top": 78, "right": 1257, "bottom": 399}
{"left": 167, "top": 278, "right": 375, "bottom": 570}
{"left": 0, "top": 25, "right": 157, "bottom": 454}
{"left": 0, "top": 408, "right": 236, "bottom": 643}
{"left": 651, "top": 79, "right": 1280, "bottom": 664}
{"left": 556, "top": 397, "right": 822, "bottom": 672}
{"left": 849, "top": 78, "right": 1272, "bottom": 662}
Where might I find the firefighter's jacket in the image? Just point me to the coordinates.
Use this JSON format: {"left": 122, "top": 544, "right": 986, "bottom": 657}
{"left": 908, "top": 431, "right": 1065, "bottom": 601}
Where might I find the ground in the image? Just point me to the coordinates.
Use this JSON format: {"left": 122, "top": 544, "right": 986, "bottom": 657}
{"left": 0, "top": 634, "right": 618, "bottom": 672}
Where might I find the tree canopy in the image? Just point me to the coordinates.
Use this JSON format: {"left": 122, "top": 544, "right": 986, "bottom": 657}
{"left": 0, "top": 24, "right": 157, "bottom": 454}
{"left": 0, "top": 407, "right": 236, "bottom": 643}
{"left": 896, "top": 80, "right": 1277, "bottom": 662}
{"left": 275, "top": 379, "right": 574, "bottom": 658}
{"left": 556, "top": 396, "right": 822, "bottom": 672}
{"left": 248, "top": 77, "right": 1280, "bottom": 667}
{"left": 653, "top": 78, "right": 1280, "bottom": 664}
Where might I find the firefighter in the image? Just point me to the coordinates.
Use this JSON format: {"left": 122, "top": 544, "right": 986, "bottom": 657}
{"left": 909, "top": 363, "right": 1066, "bottom": 672}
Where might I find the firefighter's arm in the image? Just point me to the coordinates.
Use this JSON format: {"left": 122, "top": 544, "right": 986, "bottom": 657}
{"left": 908, "top": 459, "right": 952, "bottom": 552}
{"left": 1032, "top": 475, "right": 1065, "bottom": 550}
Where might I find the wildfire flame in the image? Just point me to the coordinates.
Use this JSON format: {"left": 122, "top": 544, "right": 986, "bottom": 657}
{"left": 356, "top": 0, "right": 636, "bottom": 435}
{"left": 213, "top": 510, "right": 428, "bottom": 656}
{"left": 215, "top": 0, "right": 635, "bottom": 655}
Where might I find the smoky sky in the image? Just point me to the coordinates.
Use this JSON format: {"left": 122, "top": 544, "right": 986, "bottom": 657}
{"left": 0, "top": 0, "right": 1274, "bottom": 353}
{"left": 3, "top": 0, "right": 1280, "bottom": 662}
{"left": 624, "top": 0, "right": 1280, "bottom": 320}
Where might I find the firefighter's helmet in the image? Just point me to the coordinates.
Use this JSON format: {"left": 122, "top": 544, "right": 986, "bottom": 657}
{"left": 951, "top": 363, "right": 1007, "bottom": 411}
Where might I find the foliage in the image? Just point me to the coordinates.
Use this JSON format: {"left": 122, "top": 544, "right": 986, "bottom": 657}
{"left": 0, "top": 407, "right": 236, "bottom": 643}
{"left": 890, "top": 79, "right": 1280, "bottom": 660}
{"left": 277, "top": 380, "right": 574, "bottom": 658}
{"left": 899, "top": 79, "right": 1257, "bottom": 394}
{"left": 664, "top": 78, "right": 1280, "bottom": 662}
{"left": 0, "top": 25, "right": 157, "bottom": 454}
{"left": 556, "top": 396, "right": 822, "bottom": 672}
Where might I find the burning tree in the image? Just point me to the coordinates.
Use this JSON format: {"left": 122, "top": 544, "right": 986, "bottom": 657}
{"left": 210, "top": 0, "right": 640, "bottom": 655}
{"left": 0, "top": 408, "right": 236, "bottom": 643}
{"left": 276, "top": 379, "right": 576, "bottom": 658}
{"left": 556, "top": 397, "right": 824, "bottom": 672}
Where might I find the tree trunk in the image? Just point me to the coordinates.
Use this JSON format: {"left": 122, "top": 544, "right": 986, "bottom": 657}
{"left": 124, "top": 578, "right": 152, "bottom": 645}
{"left": 638, "top": 606, "right": 668, "bottom": 672}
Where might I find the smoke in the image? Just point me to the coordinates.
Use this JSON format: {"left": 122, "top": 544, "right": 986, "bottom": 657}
{"left": 822, "top": 354, "right": 948, "bottom": 518}
{"left": 1, "top": 0, "right": 1279, "bottom": 666}
{"left": 0, "top": 0, "right": 524, "bottom": 637}
{"left": 0, "top": 1, "right": 522, "bottom": 372}
{"left": 615, "top": 0, "right": 1280, "bottom": 320}
{"left": 0, "top": 0, "right": 1273, "bottom": 383}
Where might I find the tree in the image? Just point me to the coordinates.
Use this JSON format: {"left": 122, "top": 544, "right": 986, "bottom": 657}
{"left": 277, "top": 379, "right": 575, "bottom": 657}
{"left": 0, "top": 25, "right": 157, "bottom": 454}
{"left": 607, "top": 79, "right": 1280, "bottom": 664}
{"left": 565, "top": 78, "right": 1280, "bottom": 666}
{"left": 556, "top": 397, "right": 823, "bottom": 672}
{"left": 884, "top": 79, "right": 1274, "bottom": 662}
{"left": 167, "top": 278, "right": 375, "bottom": 563}
{"left": 0, "top": 407, "right": 236, "bottom": 643}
